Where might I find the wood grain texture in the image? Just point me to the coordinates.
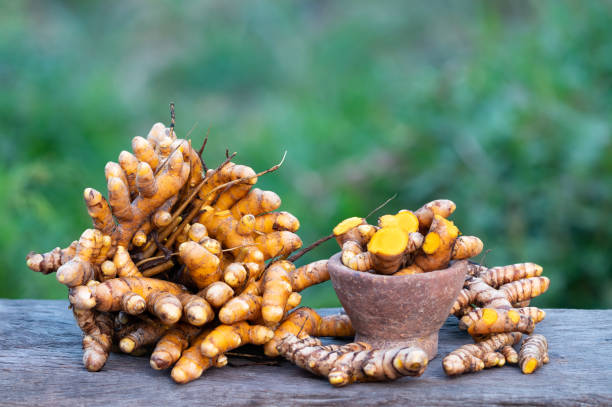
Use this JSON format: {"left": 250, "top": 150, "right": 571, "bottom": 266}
{"left": 0, "top": 300, "right": 611, "bottom": 407}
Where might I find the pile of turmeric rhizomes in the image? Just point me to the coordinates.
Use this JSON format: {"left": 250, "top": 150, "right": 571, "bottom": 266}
{"left": 26, "top": 111, "right": 550, "bottom": 386}
{"left": 270, "top": 207, "right": 550, "bottom": 386}
{"left": 26, "top": 116, "right": 352, "bottom": 384}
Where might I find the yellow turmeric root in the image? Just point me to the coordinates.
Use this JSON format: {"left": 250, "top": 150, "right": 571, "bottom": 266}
{"left": 69, "top": 277, "right": 184, "bottom": 312}
{"left": 254, "top": 211, "right": 300, "bottom": 233}
{"left": 179, "top": 241, "right": 222, "bottom": 289}
{"left": 261, "top": 260, "right": 294, "bottom": 325}
{"left": 264, "top": 307, "right": 354, "bottom": 356}
{"left": 367, "top": 227, "right": 408, "bottom": 274}
{"left": 378, "top": 210, "right": 419, "bottom": 234}
{"left": 459, "top": 308, "right": 535, "bottom": 336}
{"left": 119, "top": 320, "right": 167, "bottom": 354}
{"left": 501, "top": 345, "right": 519, "bottom": 364}
{"left": 499, "top": 277, "right": 550, "bottom": 304}
{"left": 199, "top": 321, "right": 274, "bottom": 358}
{"left": 198, "top": 281, "right": 234, "bottom": 308}
{"left": 56, "top": 229, "right": 109, "bottom": 287}
{"left": 177, "top": 293, "right": 214, "bottom": 326}
{"left": 73, "top": 308, "right": 113, "bottom": 372}
{"left": 26, "top": 240, "right": 77, "bottom": 274}
{"left": 255, "top": 231, "right": 302, "bottom": 260}
{"left": 414, "top": 199, "right": 456, "bottom": 230}
{"left": 442, "top": 332, "right": 522, "bottom": 375}
{"left": 519, "top": 334, "right": 548, "bottom": 374}
{"left": 451, "top": 236, "right": 484, "bottom": 260}
{"left": 478, "top": 262, "right": 543, "bottom": 288}
{"left": 218, "top": 282, "right": 262, "bottom": 324}
{"left": 113, "top": 246, "right": 143, "bottom": 278}
{"left": 290, "top": 260, "right": 330, "bottom": 292}
{"left": 450, "top": 276, "right": 512, "bottom": 317}
{"left": 277, "top": 335, "right": 428, "bottom": 387}
{"left": 170, "top": 330, "right": 225, "bottom": 384}
{"left": 150, "top": 324, "right": 201, "bottom": 370}
{"left": 223, "top": 262, "right": 248, "bottom": 288}
{"left": 414, "top": 215, "right": 459, "bottom": 272}
{"left": 332, "top": 217, "right": 366, "bottom": 246}
{"left": 229, "top": 188, "right": 281, "bottom": 218}
{"left": 147, "top": 291, "right": 183, "bottom": 324}
{"left": 393, "top": 264, "right": 424, "bottom": 276}
{"left": 341, "top": 241, "right": 374, "bottom": 272}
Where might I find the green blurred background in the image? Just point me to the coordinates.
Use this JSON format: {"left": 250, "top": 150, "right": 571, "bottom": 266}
{"left": 1, "top": 0, "right": 611, "bottom": 308}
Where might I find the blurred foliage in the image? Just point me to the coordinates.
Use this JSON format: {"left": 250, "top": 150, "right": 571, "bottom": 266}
{"left": 1, "top": 0, "right": 610, "bottom": 308}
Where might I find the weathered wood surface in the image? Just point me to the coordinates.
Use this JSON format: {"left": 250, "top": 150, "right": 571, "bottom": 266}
{"left": 0, "top": 300, "right": 611, "bottom": 407}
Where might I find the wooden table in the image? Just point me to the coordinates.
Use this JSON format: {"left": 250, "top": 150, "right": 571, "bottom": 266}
{"left": 1, "top": 300, "right": 610, "bottom": 406}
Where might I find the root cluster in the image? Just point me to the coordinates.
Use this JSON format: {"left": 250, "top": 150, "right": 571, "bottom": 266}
{"left": 336, "top": 200, "right": 483, "bottom": 275}
{"left": 26, "top": 111, "right": 551, "bottom": 385}
{"left": 26, "top": 118, "right": 341, "bottom": 383}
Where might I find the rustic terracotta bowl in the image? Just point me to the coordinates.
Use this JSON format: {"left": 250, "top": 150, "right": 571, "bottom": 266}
{"left": 328, "top": 253, "right": 467, "bottom": 360}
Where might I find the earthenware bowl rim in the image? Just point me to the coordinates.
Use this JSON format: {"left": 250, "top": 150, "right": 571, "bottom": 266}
{"left": 328, "top": 252, "right": 467, "bottom": 281}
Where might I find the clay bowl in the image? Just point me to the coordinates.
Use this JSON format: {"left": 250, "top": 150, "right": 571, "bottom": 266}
{"left": 328, "top": 253, "right": 467, "bottom": 360}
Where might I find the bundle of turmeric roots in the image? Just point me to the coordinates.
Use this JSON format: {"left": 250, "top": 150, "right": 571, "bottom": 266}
{"left": 26, "top": 120, "right": 346, "bottom": 383}
{"left": 26, "top": 115, "right": 549, "bottom": 387}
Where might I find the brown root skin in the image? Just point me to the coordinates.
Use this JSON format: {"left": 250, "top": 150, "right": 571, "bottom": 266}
{"left": 198, "top": 282, "right": 234, "bottom": 308}
{"left": 501, "top": 345, "right": 519, "bottom": 364}
{"left": 341, "top": 241, "right": 373, "bottom": 272}
{"left": 119, "top": 320, "right": 167, "bottom": 354}
{"left": 218, "top": 292, "right": 262, "bottom": 325}
{"left": 414, "top": 215, "right": 459, "bottom": 272}
{"left": 254, "top": 211, "right": 300, "bottom": 233}
{"left": 405, "top": 232, "right": 424, "bottom": 254}
{"left": 264, "top": 307, "right": 354, "bottom": 357}
{"left": 150, "top": 324, "right": 201, "bottom": 370}
{"left": 148, "top": 291, "right": 183, "bottom": 324}
{"left": 519, "top": 334, "right": 548, "bottom": 374}
{"left": 451, "top": 236, "right": 484, "bottom": 260}
{"left": 517, "top": 307, "right": 546, "bottom": 323}
{"left": 316, "top": 314, "right": 354, "bottom": 337}
{"left": 170, "top": 329, "right": 217, "bottom": 384}
{"left": 255, "top": 231, "right": 302, "bottom": 260}
{"left": 56, "top": 229, "right": 107, "bottom": 287}
{"left": 229, "top": 188, "right": 281, "bottom": 218}
{"left": 450, "top": 276, "right": 512, "bottom": 317}
{"left": 459, "top": 308, "right": 535, "bottom": 336}
{"left": 414, "top": 199, "right": 456, "bottom": 231}
{"left": 290, "top": 260, "right": 329, "bottom": 292}
{"left": 73, "top": 308, "right": 113, "bottom": 372}
{"left": 113, "top": 246, "right": 142, "bottom": 278}
{"left": 83, "top": 188, "right": 115, "bottom": 235}
{"left": 499, "top": 277, "right": 550, "bottom": 304}
{"left": 199, "top": 321, "right": 273, "bottom": 358}
{"left": 223, "top": 263, "right": 247, "bottom": 288}
{"left": 451, "top": 269, "right": 549, "bottom": 319}
{"left": 113, "top": 148, "right": 190, "bottom": 247}
{"left": 442, "top": 332, "right": 521, "bottom": 376}
{"left": 277, "top": 335, "right": 428, "bottom": 387}
{"left": 278, "top": 335, "right": 371, "bottom": 378}
{"left": 478, "top": 263, "right": 543, "bottom": 288}
{"left": 70, "top": 277, "right": 185, "bottom": 312}
{"left": 26, "top": 241, "right": 78, "bottom": 275}
{"left": 333, "top": 217, "right": 366, "bottom": 247}
{"left": 177, "top": 293, "right": 214, "bottom": 326}
{"left": 153, "top": 196, "right": 178, "bottom": 228}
